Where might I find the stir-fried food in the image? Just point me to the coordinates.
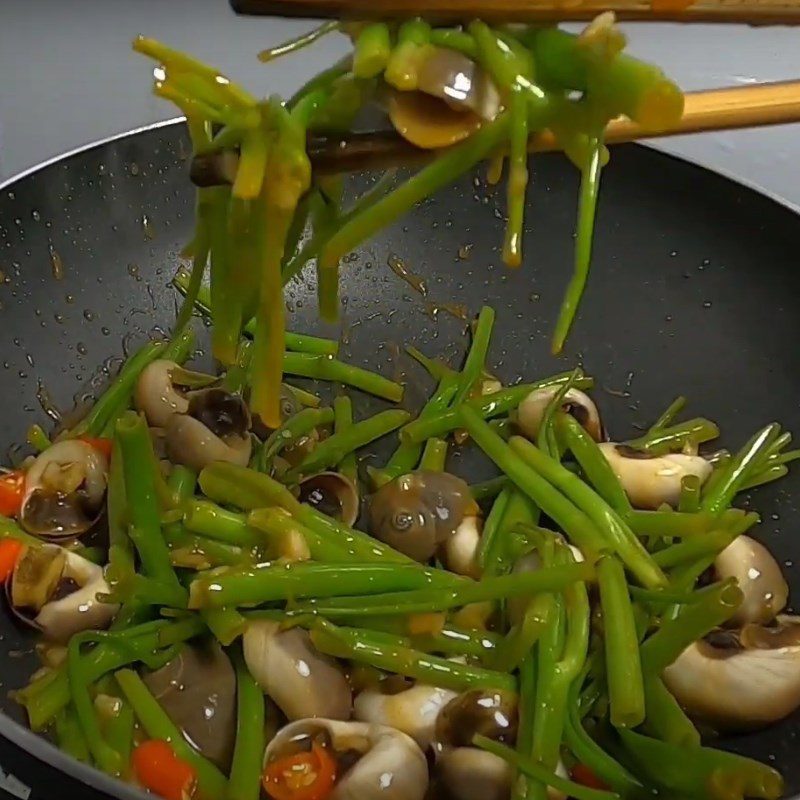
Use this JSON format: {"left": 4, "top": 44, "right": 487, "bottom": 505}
{"left": 0, "top": 14, "right": 797, "bottom": 800}
{"left": 2, "top": 294, "right": 798, "bottom": 800}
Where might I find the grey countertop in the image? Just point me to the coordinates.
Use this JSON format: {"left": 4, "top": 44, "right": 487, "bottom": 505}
{"left": 1, "top": 0, "right": 799, "bottom": 206}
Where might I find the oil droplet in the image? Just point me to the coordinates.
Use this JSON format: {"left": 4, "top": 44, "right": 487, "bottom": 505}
{"left": 77, "top": 342, "right": 88, "bottom": 355}
{"left": 83, "top": 309, "right": 95, "bottom": 322}
{"left": 54, "top": 313, "right": 64, "bottom": 324}
{"left": 387, "top": 254, "right": 428, "bottom": 297}
{"left": 128, "top": 263, "right": 140, "bottom": 279}
{"left": 65, "top": 294, "right": 75, "bottom": 304}
{"left": 130, "top": 163, "right": 140, "bottom": 176}
{"left": 49, "top": 246, "right": 64, "bottom": 280}
{"left": 31, "top": 210, "right": 41, "bottom": 222}
{"left": 101, "top": 326, "right": 111, "bottom": 336}
{"left": 457, "top": 244, "right": 473, "bottom": 261}
{"left": 424, "top": 301, "right": 469, "bottom": 321}
{"left": 142, "top": 215, "right": 155, "bottom": 240}
{"left": 36, "top": 380, "right": 62, "bottom": 423}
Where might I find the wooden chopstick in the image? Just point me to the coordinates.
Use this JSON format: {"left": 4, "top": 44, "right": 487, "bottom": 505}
{"left": 190, "top": 79, "right": 800, "bottom": 184}
{"left": 548, "top": 79, "right": 800, "bottom": 147}
{"left": 230, "top": 0, "right": 800, "bottom": 24}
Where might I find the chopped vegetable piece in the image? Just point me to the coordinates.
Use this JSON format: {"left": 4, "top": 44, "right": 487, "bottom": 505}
{"left": 262, "top": 742, "right": 337, "bottom": 800}
{"left": 132, "top": 739, "right": 197, "bottom": 800}
{"left": 571, "top": 764, "right": 610, "bottom": 791}
{"left": 0, "top": 471, "right": 25, "bottom": 518}
{"left": 0, "top": 539, "right": 24, "bottom": 583}
{"left": 79, "top": 437, "right": 114, "bottom": 460}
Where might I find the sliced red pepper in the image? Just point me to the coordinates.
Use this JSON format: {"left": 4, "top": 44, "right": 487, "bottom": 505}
{"left": 79, "top": 437, "right": 114, "bottom": 460}
{"left": 0, "top": 471, "right": 25, "bottom": 518}
{"left": 0, "top": 540, "right": 24, "bottom": 583}
{"left": 263, "top": 742, "right": 338, "bottom": 800}
{"left": 132, "top": 739, "right": 196, "bottom": 800}
{"left": 571, "top": 763, "right": 609, "bottom": 791}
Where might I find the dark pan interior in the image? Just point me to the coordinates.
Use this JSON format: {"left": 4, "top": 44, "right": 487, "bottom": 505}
{"left": 1, "top": 121, "right": 799, "bottom": 798}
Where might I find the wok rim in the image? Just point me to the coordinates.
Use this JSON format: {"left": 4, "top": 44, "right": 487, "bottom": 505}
{"left": 0, "top": 714, "right": 151, "bottom": 800}
{"left": 0, "top": 117, "right": 184, "bottom": 193}
{"left": 1, "top": 117, "right": 799, "bottom": 800}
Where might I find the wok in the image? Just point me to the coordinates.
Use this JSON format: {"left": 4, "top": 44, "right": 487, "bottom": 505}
{"left": 0, "top": 119, "right": 799, "bottom": 800}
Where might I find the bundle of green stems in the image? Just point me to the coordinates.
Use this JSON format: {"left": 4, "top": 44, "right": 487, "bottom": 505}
{"left": 133, "top": 16, "right": 684, "bottom": 426}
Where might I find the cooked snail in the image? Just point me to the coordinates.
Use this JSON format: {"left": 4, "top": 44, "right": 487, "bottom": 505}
{"left": 166, "top": 388, "right": 252, "bottom": 472}
{"left": 435, "top": 688, "right": 518, "bottom": 748}
{"left": 298, "top": 471, "right": 360, "bottom": 527}
{"left": 243, "top": 620, "right": 352, "bottom": 721}
{"left": 713, "top": 535, "right": 788, "bottom": 627}
{"left": 598, "top": 443, "right": 712, "bottom": 509}
{"left": 354, "top": 681, "right": 457, "bottom": 748}
{"left": 517, "top": 387, "right": 602, "bottom": 443}
{"left": 264, "top": 718, "right": 428, "bottom": 800}
{"left": 20, "top": 440, "right": 108, "bottom": 540}
{"left": 143, "top": 641, "right": 237, "bottom": 770}
{"left": 437, "top": 747, "right": 513, "bottom": 800}
{"left": 9, "top": 545, "right": 117, "bottom": 642}
{"left": 437, "top": 748, "right": 569, "bottom": 800}
{"left": 134, "top": 359, "right": 217, "bottom": 428}
{"left": 388, "top": 47, "right": 502, "bottom": 150}
{"left": 368, "top": 471, "right": 481, "bottom": 570}
{"left": 443, "top": 514, "right": 482, "bottom": 579}
{"left": 663, "top": 615, "right": 800, "bottom": 731}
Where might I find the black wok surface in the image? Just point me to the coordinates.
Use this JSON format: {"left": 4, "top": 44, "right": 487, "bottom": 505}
{"left": 0, "top": 120, "right": 799, "bottom": 798}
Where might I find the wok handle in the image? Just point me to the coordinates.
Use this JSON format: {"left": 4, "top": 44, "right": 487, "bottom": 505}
{"left": 230, "top": 0, "right": 800, "bottom": 24}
